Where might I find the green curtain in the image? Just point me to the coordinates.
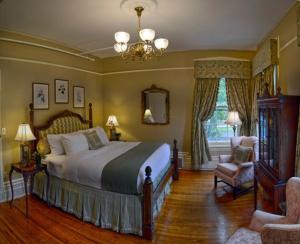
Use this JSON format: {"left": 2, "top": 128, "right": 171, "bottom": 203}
{"left": 250, "top": 73, "right": 263, "bottom": 136}
{"left": 191, "top": 78, "right": 219, "bottom": 169}
{"left": 226, "top": 79, "right": 251, "bottom": 136}
{"left": 295, "top": 107, "right": 300, "bottom": 176}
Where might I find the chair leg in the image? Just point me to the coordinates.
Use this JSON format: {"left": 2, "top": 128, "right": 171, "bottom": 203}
{"left": 233, "top": 187, "right": 237, "bottom": 200}
{"left": 214, "top": 175, "right": 217, "bottom": 189}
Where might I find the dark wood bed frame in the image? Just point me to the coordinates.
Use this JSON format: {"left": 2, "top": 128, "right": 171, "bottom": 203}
{"left": 29, "top": 102, "right": 179, "bottom": 240}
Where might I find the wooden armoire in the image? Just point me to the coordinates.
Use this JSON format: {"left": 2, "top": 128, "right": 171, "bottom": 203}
{"left": 254, "top": 85, "right": 300, "bottom": 213}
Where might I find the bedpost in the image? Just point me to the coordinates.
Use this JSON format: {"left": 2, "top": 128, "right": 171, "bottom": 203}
{"left": 143, "top": 166, "right": 153, "bottom": 240}
{"left": 172, "top": 139, "right": 179, "bottom": 180}
{"left": 88, "top": 103, "right": 93, "bottom": 128}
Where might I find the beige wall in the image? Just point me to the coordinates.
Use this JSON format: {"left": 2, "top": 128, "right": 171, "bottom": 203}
{"left": 102, "top": 50, "right": 255, "bottom": 153}
{"left": 258, "top": 3, "right": 300, "bottom": 95}
{"left": 0, "top": 31, "right": 103, "bottom": 176}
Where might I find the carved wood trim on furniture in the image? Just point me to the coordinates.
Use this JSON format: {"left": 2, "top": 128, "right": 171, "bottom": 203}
{"left": 29, "top": 103, "right": 179, "bottom": 240}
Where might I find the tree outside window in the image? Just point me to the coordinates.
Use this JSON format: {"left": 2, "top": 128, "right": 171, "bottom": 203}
{"left": 205, "top": 78, "right": 233, "bottom": 142}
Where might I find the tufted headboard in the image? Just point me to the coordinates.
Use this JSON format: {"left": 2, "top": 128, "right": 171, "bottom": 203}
{"left": 29, "top": 103, "right": 93, "bottom": 153}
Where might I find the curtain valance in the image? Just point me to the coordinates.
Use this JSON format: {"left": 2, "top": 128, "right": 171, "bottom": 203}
{"left": 252, "top": 39, "right": 278, "bottom": 76}
{"left": 194, "top": 60, "right": 251, "bottom": 79}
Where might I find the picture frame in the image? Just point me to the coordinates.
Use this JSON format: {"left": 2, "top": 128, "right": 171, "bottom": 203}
{"left": 32, "top": 83, "right": 49, "bottom": 110}
{"left": 55, "top": 79, "right": 69, "bottom": 104}
{"left": 73, "top": 86, "right": 85, "bottom": 108}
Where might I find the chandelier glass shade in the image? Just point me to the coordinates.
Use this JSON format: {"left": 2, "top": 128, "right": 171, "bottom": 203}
{"left": 114, "top": 6, "right": 169, "bottom": 61}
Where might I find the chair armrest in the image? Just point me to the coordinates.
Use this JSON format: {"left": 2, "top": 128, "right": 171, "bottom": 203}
{"left": 249, "top": 210, "right": 285, "bottom": 232}
{"left": 219, "top": 155, "right": 232, "bottom": 164}
{"left": 261, "top": 224, "right": 300, "bottom": 243}
{"left": 238, "top": 162, "right": 253, "bottom": 168}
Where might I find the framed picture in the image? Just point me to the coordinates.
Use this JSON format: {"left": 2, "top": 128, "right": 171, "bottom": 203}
{"left": 55, "top": 79, "right": 69, "bottom": 104}
{"left": 73, "top": 86, "right": 85, "bottom": 108}
{"left": 32, "top": 83, "right": 49, "bottom": 109}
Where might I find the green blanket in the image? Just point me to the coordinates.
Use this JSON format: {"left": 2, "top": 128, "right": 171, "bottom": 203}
{"left": 101, "top": 142, "right": 163, "bottom": 195}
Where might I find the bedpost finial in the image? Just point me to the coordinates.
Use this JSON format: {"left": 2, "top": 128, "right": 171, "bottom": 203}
{"left": 173, "top": 139, "right": 177, "bottom": 148}
{"left": 89, "top": 102, "right": 92, "bottom": 108}
{"left": 29, "top": 103, "right": 33, "bottom": 110}
{"left": 145, "top": 166, "right": 152, "bottom": 177}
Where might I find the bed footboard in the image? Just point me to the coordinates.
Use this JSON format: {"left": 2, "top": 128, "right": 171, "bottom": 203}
{"left": 142, "top": 139, "right": 179, "bottom": 240}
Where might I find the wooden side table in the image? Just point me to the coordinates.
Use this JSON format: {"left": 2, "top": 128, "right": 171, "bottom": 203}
{"left": 9, "top": 162, "right": 50, "bottom": 217}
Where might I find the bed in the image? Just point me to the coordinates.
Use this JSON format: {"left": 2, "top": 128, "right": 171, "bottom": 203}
{"left": 29, "top": 103, "right": 179, "bottom": 240}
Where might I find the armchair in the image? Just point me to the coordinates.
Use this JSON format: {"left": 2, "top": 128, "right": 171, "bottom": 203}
{"left": 214, "top": 136, "right": 258, "bottom": 199}
{"left": 227, "top": 177, "right": 300, "bottom": 243}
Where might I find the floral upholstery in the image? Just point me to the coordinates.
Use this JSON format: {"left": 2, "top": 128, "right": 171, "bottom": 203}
{"left": 227, "top": 177, "right": 300, "bottom": 244}
{"left": 226, "top": 228, "right": 261, "bottom": 244}
{"left": 215, "top": 136, "right": 258, "bottom": 188}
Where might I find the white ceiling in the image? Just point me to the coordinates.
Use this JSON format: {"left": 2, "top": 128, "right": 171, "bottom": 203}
{"left": 0, "top": 0, "right": 296, "bottom": 58}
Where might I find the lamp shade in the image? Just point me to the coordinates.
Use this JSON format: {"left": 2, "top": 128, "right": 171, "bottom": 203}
{"left": 139, "top": 28, "right": 155, "bottom": 42}
{"left": 114, "top": 31, "right": 130, "bottom": 43}
{"left": 114, "top": 43, "right": 127, "bottom": 53}
{"left": 154, "top": 38, "right": 169, "bottom": 49}
{"left": 15, "top": 123, "right": 36, "bottom": 142}
{"left": 106, "top": 115, "right": 119, "bottom": 127}
{"left": 225, "top": 111, "right": 242, "bottom": 126}
{"left": 144, "top": 109, "right": 153, "bottom": 118}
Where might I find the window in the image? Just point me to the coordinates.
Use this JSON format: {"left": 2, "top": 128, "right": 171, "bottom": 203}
{"left": 205, "top": 78, "right": 233, "bottom": 142}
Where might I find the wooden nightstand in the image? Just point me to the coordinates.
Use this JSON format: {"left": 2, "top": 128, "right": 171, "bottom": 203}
{"left": 9, "top": 162, "right": 50, "bottom": 217}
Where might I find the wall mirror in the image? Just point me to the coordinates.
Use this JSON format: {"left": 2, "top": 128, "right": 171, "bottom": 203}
{"left": 141, "top": 84, "right": 169, "bottom": 125}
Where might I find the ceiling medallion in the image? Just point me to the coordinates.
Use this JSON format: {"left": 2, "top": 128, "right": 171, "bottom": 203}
{"left": 114, "top": 3, "right": 169, "bottom": 62}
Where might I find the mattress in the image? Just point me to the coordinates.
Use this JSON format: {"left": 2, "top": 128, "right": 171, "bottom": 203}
{"left": 43, "top": 141, "right": 170, "bottom": 193}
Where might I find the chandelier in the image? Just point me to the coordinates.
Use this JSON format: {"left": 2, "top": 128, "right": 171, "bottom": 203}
{"left": 113, "top": 6, "right": 169, "bottom": 61}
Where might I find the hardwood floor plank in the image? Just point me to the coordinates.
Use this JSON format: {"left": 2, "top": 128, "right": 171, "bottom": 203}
{"left": 0, "top": 171, "right": 270, "bottom": 243}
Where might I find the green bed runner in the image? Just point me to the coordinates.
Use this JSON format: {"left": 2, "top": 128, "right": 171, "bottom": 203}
{"left": 101, "top": 142, "right": 163, "bottom": 195}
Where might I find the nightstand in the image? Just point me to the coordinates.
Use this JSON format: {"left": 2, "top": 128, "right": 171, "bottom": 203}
{"left": 9, "top": 162, "right": 50, "bottom": 217}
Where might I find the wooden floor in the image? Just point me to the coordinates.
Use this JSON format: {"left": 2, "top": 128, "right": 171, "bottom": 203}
{"left": 0, "top": 171, "right": 271, "bottom": 244}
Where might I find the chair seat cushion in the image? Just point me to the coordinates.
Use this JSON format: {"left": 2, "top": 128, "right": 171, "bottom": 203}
{"left": 216, "top": 163, "right": 239, "bottom": 177}
{"left": 226, "top": 227, "right": 262, "bottom": 244}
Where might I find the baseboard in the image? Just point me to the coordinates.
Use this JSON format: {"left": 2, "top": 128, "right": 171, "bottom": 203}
{"left": 0, "top": 178, "right": 25, "bottom": 203}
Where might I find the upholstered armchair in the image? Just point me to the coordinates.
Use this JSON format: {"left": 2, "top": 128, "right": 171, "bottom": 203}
{"left": 214, "top": 136, "right": 259, "bottom": 199}
{"left": 227, "top": 177, "right": 300, "bottom": 244}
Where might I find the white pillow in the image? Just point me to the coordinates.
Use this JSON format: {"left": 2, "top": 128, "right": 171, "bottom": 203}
{"left": 95, "top": 127, "right": 109, "bottom": 145}
{"left": 47, "top": 134, "right": 65, "bottom": 155}
{"left": 61, "top": 133, "right": 89, "bottom": 155}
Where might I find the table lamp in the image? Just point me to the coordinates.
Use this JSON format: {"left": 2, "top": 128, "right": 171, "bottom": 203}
{"left": 106, "top": 115, "right": 119, "bottom": 140}
{"left": 15, "top": 123, "right": 36, "bottom": 166}
{"left": 225, "top": 111, "right": 242, "bottom": 136}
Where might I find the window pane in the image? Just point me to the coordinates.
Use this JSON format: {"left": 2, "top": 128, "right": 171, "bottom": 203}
{"left": 205, "top": 78, "right": 233, "bottom": 142}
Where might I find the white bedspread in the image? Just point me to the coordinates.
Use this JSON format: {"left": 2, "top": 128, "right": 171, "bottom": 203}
{"left": 44, "top": 141, "right": 170, "bottom": 193}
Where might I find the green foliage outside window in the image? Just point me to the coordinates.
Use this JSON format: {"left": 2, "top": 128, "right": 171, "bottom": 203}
{"left": 205, "top": 78, "right": 233, "bottom": 141}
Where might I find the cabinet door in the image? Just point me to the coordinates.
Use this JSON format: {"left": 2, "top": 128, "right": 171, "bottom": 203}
{"left": 269, "top": 108, "right": 279, "bottom": 172}
{"left": 259, "top": 108, "right": 269, "bottom": 162}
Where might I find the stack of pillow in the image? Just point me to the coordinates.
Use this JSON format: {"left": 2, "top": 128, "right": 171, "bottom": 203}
{"left": 38, "top": 127, "right": 110, "bottom": 156}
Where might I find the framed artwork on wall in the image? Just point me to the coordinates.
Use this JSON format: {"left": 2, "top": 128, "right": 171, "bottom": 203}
{"left": 73, "top": 86, "right": 85, "bottom": 108}
{"left": 55, "top": 79, "right": 69, "bottom": 104}
{"left": 32, "top": 83, "right": 49, "bottom": 110}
